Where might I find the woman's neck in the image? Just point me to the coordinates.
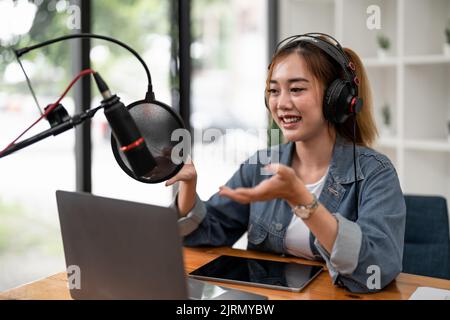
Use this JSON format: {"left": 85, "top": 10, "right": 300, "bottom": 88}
{"left": 293, "top": 128, "right": 336, "bottom": 176}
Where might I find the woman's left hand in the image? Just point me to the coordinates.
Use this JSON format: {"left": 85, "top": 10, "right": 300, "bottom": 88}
{"left": 218, "top": 163, "right": 311, "bottom": 206}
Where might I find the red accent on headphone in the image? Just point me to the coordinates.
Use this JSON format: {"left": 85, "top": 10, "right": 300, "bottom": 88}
{"left": 349, "top": 97, "right": 357, "bottom": 113}
{"left": 348, "top": 62, "right": 356, "bottom": 70}
{"left": 120, "top": 137, "right": 145, "bottom": 152}
{"left": 353, "top": 76, "right": 360, "bottom": 86}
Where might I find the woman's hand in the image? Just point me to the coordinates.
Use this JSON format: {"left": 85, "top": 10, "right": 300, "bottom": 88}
{"left": 218, "top": 163, "right": 312, "bottom": 206}
{"left": 165, "top": 156, "right": 197, "bottom": 187}
{"left": 220, "top": 165, "right": 338, "bottom": 254}
{"left": 165, "top": 157, "right": 197, "bottom": 216}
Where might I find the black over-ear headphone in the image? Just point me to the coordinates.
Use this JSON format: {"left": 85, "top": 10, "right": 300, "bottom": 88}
{"left": 267, "top": 32, "right": 363, "bottom": 124}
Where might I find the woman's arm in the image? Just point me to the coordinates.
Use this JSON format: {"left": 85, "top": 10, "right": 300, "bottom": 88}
{"left": 167, "top": 157, "right": 257, "bottom": 247}
{"left": 293, "top": 202, "right": 339, "bottom": 255}
{"left": 165, "top": 159, "right": 198, "bottom": 216}
{"left": 219, "top": 162, "right": 406, "bottom": 293}
{"left": 316, "top": 164, "right": 406, "bottom": 293}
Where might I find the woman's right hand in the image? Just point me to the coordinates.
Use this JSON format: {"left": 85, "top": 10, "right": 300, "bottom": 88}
{"left": 165, "top": 157, "right": 198, "bottom": 217}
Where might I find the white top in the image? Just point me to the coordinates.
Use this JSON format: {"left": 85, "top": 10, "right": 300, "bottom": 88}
{"left": 284, "top": 169, "right": 328, "bottom": 259}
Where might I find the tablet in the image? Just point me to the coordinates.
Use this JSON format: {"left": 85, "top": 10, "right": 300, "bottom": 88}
{"left": 189, "top": 255, "right": 323, "bottom": 292}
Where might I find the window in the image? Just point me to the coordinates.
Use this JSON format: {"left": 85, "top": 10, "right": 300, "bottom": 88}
{"left": 90, "top": 0, "right": 173, "bottom": 206}
{"left": 191, "top": 0, "right": 268, "bottom": 200}
{"left": 0, "top": 0, "right": 174, "bottom": 291}
{"left": 0, "top": 0, "right": 76, "bottom": 291}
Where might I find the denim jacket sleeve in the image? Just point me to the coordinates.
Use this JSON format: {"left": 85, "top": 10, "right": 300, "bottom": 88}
{"left": 314, "top": 161, "right": 406, "bottom": 293}
{"left": 173, "top": 156, "right": 257, "bottom": 247}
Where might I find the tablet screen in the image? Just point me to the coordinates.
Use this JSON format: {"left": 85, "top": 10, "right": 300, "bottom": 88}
{"left": 189, "top": 255, "right": 323, "bottom": 292}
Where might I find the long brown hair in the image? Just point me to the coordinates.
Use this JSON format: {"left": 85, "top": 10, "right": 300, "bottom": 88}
{"left": 266, "top": 39, "right": 378, "bottom": 147}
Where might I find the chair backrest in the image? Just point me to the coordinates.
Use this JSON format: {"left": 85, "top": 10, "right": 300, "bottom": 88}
{"left": 403, "top": 195, "right": 450, "bottom": 280}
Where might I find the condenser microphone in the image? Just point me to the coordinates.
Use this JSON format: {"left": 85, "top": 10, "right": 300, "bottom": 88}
{"left": 8, "top": 33, "right": 185, "bottom": 183}
{"left": 93, "top": 72, "right": 156, "bottom": 177}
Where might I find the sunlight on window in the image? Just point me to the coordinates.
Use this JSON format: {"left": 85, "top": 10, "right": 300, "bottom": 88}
{"left": 191, "top": 0, "right": 268, "bottom": 200}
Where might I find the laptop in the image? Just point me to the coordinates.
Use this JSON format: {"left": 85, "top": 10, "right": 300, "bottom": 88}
{"left": 56, "top": 190, "right": 266, "bottom": 300}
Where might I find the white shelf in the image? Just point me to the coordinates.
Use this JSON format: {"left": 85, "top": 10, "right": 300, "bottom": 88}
{"left": 280, "top": 0, "right": 450, "bottom": 217}
{"left": 362, "top": 57, "right": 397, "bottom": 68}
{"left": 404, "top": 139, "right": 450, "bottom": 152}
{"left": 403, "top": 55, "right": 450, "bottom": 65}
{"left": 377, "top": 138, "right": 450, "bottom": 153}
{"left": 363, "top": 55, "right": 450, "bottom": 67}
{"left": 376, "top": 137, "right": 399, "bottom": 148}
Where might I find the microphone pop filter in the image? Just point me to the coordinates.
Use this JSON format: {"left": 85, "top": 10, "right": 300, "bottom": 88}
{"left": 111, "top": 99, "right": 186, "bottom": 183}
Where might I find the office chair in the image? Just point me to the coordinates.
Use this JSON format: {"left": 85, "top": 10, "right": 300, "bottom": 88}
{"left": 403, "top": 195, "right": 450, "bottom": 280}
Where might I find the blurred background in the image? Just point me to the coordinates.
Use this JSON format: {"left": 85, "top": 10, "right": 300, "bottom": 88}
{"left": 0, "top": 0, "right": 449, "bottom": 291}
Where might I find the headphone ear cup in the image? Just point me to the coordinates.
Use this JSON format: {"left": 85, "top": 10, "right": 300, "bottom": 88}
{"left": 323, "top": 79, "right": 346, "bottom": 123}
{"left": 324, "top": 80, "right": 360, "bottom": 124}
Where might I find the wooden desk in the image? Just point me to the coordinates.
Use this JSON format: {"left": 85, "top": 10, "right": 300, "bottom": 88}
{"left": 1, "top": 247, "right": 449, "bottom": 300}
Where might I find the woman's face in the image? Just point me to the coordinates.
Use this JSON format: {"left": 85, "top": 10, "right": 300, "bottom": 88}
{"left": 268, "top": 52, "right": 328, "bottom": 142}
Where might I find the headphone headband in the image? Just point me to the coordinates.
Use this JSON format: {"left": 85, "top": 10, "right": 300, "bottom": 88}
{"left": 273, "top": 32, "right": 359, "bottom": 96}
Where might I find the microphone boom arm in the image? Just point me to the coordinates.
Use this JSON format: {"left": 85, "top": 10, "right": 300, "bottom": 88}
{"left": 0, "top": 106, "right": 102, "bottom": 159}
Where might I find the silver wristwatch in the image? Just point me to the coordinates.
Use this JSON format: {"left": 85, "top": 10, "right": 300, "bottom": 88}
{"left": 291, "top": 193, "right": 319, "bottom": 220}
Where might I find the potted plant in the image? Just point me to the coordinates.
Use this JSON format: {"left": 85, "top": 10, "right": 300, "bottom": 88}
{"left": 444, "top": 20, "right": 450, "bottom": 56}
{"left": 377, "top": 34, "right": 390, "bottom": 59}
{"left": 381, "top": 103, "right": 393, "bottom": 137}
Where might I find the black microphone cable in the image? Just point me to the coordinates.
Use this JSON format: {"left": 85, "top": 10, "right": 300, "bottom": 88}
{"left": 353, "top": 112, "right": 359, "bottom": 218}
{"left": 14, "top": 33, "right": 155, "bottom": 101}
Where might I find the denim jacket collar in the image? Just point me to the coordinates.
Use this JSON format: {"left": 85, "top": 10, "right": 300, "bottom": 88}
{"left": 280, "top": 134, "right": 365, "bottom": 185}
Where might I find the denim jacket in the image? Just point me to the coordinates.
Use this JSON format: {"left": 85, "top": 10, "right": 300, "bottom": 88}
{"left": 174, "top": 135, "right": 406, "bottom": 293}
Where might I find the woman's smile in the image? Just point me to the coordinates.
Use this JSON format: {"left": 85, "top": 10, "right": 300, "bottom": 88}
{"left": 279, "top": 114, "right": 303, "bottom": 129}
